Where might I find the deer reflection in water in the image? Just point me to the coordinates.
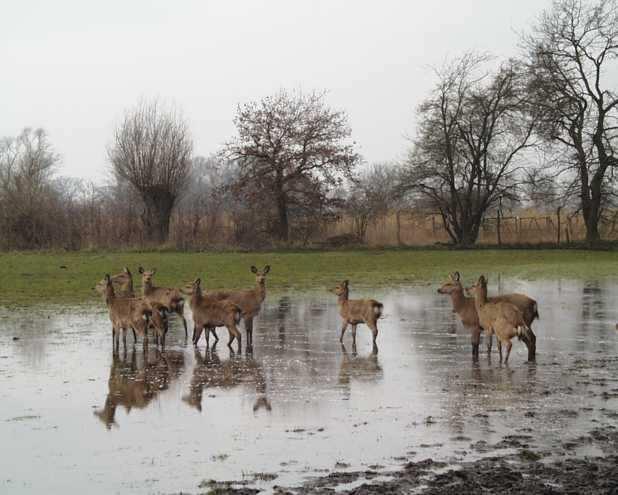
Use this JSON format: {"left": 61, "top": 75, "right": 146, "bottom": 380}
{"left": 94, "top": 348, "right": 185, "bottom": 429}
{"left": 338, "top": 342, "right": 383, "bottom": 387}
{"left": 183, "top": 348, "right": 270, "bottom": 413}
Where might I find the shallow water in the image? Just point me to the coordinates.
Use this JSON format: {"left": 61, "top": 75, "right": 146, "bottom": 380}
{"left": 1, "top": 279, "right": 618, "bottom": 494}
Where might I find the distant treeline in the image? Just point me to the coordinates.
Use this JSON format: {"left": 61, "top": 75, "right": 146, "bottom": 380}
{"left": 2, "top": 0, "right": 618, "bottom": 251}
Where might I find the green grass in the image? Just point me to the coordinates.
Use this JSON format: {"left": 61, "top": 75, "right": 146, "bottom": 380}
{"left": 0, "top": 248, "right": 617, "bottom": 307}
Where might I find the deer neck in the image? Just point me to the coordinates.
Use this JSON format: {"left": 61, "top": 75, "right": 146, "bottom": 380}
{"left": 337, "top": 291, "right": 349, "bottom": 309}
{"left": 472, "top": 287, "right": 488, "bottom": 312}
{"left": 191, "top": 289, "right": 203, "bottom": 307}
{"left": 105, "top": 287, "right": 115, "bottom": 306}
{"left": 450, "top": 287, "right": 467, "bottom": 313}
{"left": 256, "top": 280, "right": 266, "bottom": 303}
{"left": 143, "top": 280, "right": 154, "bottom": 295}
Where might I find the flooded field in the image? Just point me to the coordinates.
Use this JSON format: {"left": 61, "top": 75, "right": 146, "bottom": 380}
{"left": 1, "top": 278, "right": 618, "bottom": 494}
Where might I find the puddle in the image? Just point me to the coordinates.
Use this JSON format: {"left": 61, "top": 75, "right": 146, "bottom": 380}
{"left": 1, "top": 279, "right": 617, "bottom": 493}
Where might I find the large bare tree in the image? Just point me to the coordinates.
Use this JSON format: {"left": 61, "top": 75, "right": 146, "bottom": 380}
{"left": 108, "top": 99, "right": 193, "bottom": 243}
{"left": 224, "top": 90, "right": 359, "bottom": 243}
{"left": 402, "top": 54, "right": 537, "bottom": 246}
{"left": 524, "top": 0, "right": 618, "bottom": 244}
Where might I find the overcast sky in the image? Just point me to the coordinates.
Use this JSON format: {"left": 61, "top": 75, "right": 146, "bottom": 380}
{"left": 1, "top": 0, "right": 552, "bottom": 182}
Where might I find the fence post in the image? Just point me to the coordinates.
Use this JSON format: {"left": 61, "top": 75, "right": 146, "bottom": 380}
{"left": 496, "top": 209, "right": 502, "bottom": 247}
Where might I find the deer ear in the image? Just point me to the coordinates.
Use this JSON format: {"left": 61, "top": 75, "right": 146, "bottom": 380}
{"left": 105, "top": 274, "right": 111, "bottom": 283}
{"left": 195, "top": 278, "right": 201, "bottom": 286}
{"left": 343, "top": 280, "right": 349, "bottom": 287}
{"left": 138, "top": 266, "right": 144, "bottom": 274}
{"left": 454, "top": 271, "right": 460, "bottom": 282}
{"left": 263, "top": 265, "right": 270, "bottom": 274}
{"left": 251, "top": 266, "right": 258, "bottom": 274}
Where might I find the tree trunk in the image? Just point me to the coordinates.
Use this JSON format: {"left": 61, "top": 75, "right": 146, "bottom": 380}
{"left": 274, "top": 179, "right": 289, "bottom": 242}
{"left": 395, "top": 210, "right": 402, "bottom": 246}
{"left": 142, "top": 190, "right": 175, "bottom": 244}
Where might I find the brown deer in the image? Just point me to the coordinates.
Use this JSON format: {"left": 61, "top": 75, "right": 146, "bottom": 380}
{"left": 209, "top": 265, "right": 270, "bottom": 347}
{"left": 98, "top": 268, "right": 169, "bottom": 346}
{"left": 437, "top": 272, "right": 483, "bottom": 360}
{"left": 139, "top": 267, "right": 187, "bottom": 338}
{"left": 189, "top": 278, "right": 243, "bottom": 350}
{"left": 439, "top": 271, "right": 539, "bottom": 361}
{"left": 468, "top": 275, "right": 532, "bottom": 364}
{"left": 103, "top": 274, "right": 167, "bottom": 351}
{"left": 330, "top": 280, "right": 383, "bottom": 345}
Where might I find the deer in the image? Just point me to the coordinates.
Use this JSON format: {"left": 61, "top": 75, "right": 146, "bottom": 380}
{"left": 438, "top": 272, "right": 539, "bottom": 361}
{"left": 102, "top": 274, "right": 167, "bottom": 351}
{"left": 97, "top": 268, "right": 169, "bottom": 346}
{"left": 437, "top": 272, "right": 483, "bottom": 360}
{"left": 138, "top": 267, "right": 187, "bottom": 338}
{"left": 468, "top": 275, "right": 533, "bottom": 364}
{"left": 189, "top": 278, "right": 243, "bottom": 351}
{"left": 208, "top": 265, "right": 270, "bottom": 348}
{"left": 330, "top": 280, "right": 383, "bottom": 345}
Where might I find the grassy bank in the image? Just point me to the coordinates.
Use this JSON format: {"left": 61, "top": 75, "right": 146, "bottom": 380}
{"left": 0, "top": 249, "right": 617, "bottom": 306}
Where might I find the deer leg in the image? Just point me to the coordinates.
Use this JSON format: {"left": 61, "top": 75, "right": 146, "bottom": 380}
{"left": 497, "top": 340, "right": 503, "bottom": 363}
{"left": 368, "top": 321, "right": 379, "bottom": 344}
{"left": 236, "top": 328, "right": 242, "bottom": 352}
{"left": 526, "top": 329, "right": 536, "bottom": 362}
{"left": 227, "top": 328, "right": 236, "bottom": 348}
{"left": 339, "top": 322, "right": 349, "bottom": 343}
{"left": 211, "top": 327, "right": 219, "bottom": 343}
{"left": 245, "top": 318, "right": 253, "bottom": 346}
{"left": 504, "top": 340, "right": 513, "bottom": 364}
{"left": 132, "top": 328, "right": 137, "bottom": 343}
{"left": 351, "top": 324, "right": 357, "bottom": 344}
{"left": 122, "top": 328, "right": 127, "bottom": 350}
{"left": 178, "top": 308, "right": 188, "bottom": 338}
{"left": 486, "top": 330, "right": 493, "bottom": 354}
{"left": 205, "top": 326, "right": 211, "bottom": 350}
{"left": 471, "top": 327, "right": 481, "bottom": 361}
{"left": 192, "top": 324, "right": 200, "bottom": 346}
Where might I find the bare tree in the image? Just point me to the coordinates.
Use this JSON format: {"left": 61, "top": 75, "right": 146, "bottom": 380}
{"left": 224, "top": 89, "right": 359, "bottom": 243}
{"left": 0, "top": 128, "right": 61, "bottom": 248}
{"left": 108, "top": 99, "right": 193, "bottom": 244}
{"left": 346, "top": 164, "right": 403, "bottom": 242}
{"left": 523, "top": 0, "right": 618, "bottom": 244}
{"left": 402, "top": 54, "right": 537, "bottom": 247}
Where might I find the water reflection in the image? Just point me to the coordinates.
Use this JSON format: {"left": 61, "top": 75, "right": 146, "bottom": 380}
{"left": 94, "top": 348, "right": 185, "bottom": 429}
{"left": 338, "top": 342, "right": 382, "bottom": 386}
{"left": 182, "top": 348, "right": 270, "bottom": 413}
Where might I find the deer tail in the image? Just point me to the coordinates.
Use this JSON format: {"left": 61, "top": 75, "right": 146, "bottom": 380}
{"left": 373, "top": 302, "right": 384, "bottom": 319}
{"left": 532, "top": 301, "right": 540, "bottom": 321}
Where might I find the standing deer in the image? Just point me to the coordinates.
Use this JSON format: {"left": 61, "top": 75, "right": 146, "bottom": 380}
{"left": 209, "top": 265, "right": 270, "bottom": 348}
{"left": 189, "top": 278, "right": 243, "bottom": 350}
{"left": 97, "top": 268, "right": 169, "bottom": 346}
{"left": 468, "top": 275, "right": 532, "bottom": 364}
{"left": 139, "top": 267, "right": 187, "bottom": 338}
{"left": 102, "top": 274, "right": 166, "bottom": 351}
{"left": 330, "top": 280, "right": 383, "bottom": 345}
{"left": 439, "top": 271, "right": 539, "bottom": 361}
{"left": 437, "top": 272, "right": 483, "bottom": 360}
